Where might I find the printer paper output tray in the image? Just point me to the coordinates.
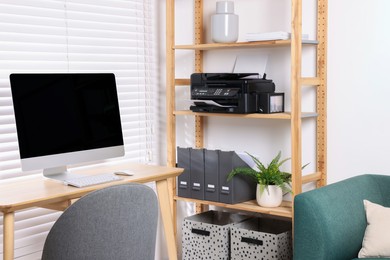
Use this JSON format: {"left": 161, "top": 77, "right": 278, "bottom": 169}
{"left": 190, "top": 105, "right": 239, "bottom": 113}
{"left": 190, "top": 100, "right": 238, "bottom": 113}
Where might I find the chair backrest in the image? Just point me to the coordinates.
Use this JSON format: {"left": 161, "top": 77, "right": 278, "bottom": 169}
{"left": 42, "top": 183, "right": 158, "bottom": 260}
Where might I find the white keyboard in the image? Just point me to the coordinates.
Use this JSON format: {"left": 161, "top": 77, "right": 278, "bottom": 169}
{"left": 64, "top": 173, "right": 122, "bottom": 188}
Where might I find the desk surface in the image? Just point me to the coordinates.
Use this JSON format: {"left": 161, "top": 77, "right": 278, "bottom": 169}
{"left": 0, "top": 163, "right": 182, "bottom": 213}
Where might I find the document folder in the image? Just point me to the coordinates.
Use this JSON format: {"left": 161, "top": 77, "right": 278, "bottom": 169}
{"left": 219, "top": 151, "right": 256, "bottom": 204}
{"left": 204, "top": 149, "right": 220, "bottom": 202}
{"left": 231, "top": 152, "right": 256, "bottom": 203}
{"left": 190, "top": 148, "right": 205, "bottom": 200}
{"left": 219, "top": 151, "right": 234, "bottom": 204}
{"left": 177, "top": 147, "right": 191, "bottom": 198}
{"left": 177, "top": 147, "right": 255, "bottom": 203}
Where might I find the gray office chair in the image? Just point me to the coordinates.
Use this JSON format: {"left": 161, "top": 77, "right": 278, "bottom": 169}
{"left": 42, "top": 183, "right": 158, "bottom": 260}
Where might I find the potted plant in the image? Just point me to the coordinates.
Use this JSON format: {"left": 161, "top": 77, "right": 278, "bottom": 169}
{"left": 227, "top": 151, "right": 302, "bottom": 208}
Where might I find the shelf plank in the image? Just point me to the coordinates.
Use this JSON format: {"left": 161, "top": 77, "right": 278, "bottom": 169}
{"left": 302, "top": 172, "right": 322, "bottom": 184}
{"left": 175, "top": 78, "right": 190, "bottom": 85}
{"left": 174, "top": 196, "right": 292, "bottom": 218}
{"left": 301, "top": 77, "right": 321, "bottom": 86}
{"left": 174, "top": 110, "right": 318, "bottom": 119}
{"left": 174, "top": 39, "right": 318, "bottom": 51}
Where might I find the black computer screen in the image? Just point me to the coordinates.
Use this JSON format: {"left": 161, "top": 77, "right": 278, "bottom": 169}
{"left": 10, "top": 73, "right": 124, "bottom": 159}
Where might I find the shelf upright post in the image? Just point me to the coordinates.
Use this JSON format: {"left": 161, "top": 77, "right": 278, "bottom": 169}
{"left": 316, "top": 0, "right": 328, "bottom": 188}
{"left": 194, "top": 0, "right": 207, "bottom": 214}
{"left": 165, "top": 0, "right": 177, "bottom": 237}
{"left": 290, "top": 0, "right": 303, "bottom": 199}
{"left": 194, "top": 0, "right": 204, "bottom": 150}
{"left": 166, "top": 0, "right": 175, "bottom": 168}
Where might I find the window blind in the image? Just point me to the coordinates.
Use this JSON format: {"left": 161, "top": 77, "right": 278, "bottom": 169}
{"left": 0, "top": 0, "right": 157, "bottom": 258}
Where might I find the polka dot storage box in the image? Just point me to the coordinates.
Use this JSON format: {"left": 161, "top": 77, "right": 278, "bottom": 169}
{"left": 182, "top": 210, "right": 249, "bottom": 260}
{"left": 230, "top": 217, "right": 292, "bottom": 260}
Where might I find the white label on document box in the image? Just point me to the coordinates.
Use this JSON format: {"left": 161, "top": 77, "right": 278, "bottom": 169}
{"left": 180, "top": 181, "right": 187, "bottom": 185}
{"left": 193, "top": 183, "right": 200, "bottom": 187}
{"left": 222, "top": 186, "right": 229, "bottom": 191}
{"left": 208, "top": 184, "right": 215, "bottom": 188}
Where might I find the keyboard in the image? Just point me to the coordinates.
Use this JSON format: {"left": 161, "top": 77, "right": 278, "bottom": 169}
{"left": 64, "top": 173, "right": 123, "bottom": 188}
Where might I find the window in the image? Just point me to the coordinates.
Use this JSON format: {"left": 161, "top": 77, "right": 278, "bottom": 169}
{"left": 0, "top": 0, "right": 157, "bottom": 258}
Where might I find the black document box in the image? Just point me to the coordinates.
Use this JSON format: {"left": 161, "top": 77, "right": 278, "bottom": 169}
{"left": 218, "top": 151, "right": 256, "bottom": 204}
{"left": 204, "top": 149, "right": 220, "bottom": 202}
{"left": 190, "top": 148, "right": 205, "bottom": 200}
{"left": 177, "top": 147, "right": 191, "bottom": 198}
{"left": 177, "top": 148, "right": 256, "bottom": 204}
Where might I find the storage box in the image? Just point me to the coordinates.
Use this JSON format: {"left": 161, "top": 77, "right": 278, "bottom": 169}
{"left": 182, "top": 210, "right": 249, "bottom": 260}
{"left": 230, "top": 217, "right": 292, "bottom": 260}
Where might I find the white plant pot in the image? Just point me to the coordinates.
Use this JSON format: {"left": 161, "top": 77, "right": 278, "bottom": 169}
{"left": 256, "top": 184, "right": 283, "bottom": 208}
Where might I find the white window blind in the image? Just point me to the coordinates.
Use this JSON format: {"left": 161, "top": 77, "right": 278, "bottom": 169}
{"left": 0, "top": 0, "right": 157, "bottom": 258}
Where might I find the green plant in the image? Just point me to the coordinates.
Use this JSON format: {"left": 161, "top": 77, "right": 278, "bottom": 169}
{"left": 227, "top": 151, "right": 306, "bottom": 195}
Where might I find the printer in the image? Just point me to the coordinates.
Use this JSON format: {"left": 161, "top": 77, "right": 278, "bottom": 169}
{"left": 190, "top": 73, "right": 282, "bottom": 114}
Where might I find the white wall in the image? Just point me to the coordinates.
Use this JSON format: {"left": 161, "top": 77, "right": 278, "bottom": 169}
{"left": 159, "top": 0, "right": 390, "bottom": 185}
{"left": 327, "top": 0, "right": 390, "bottom": 183}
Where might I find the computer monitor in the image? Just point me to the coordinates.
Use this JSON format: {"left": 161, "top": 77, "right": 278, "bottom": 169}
{"left": 10, "top": 73, "right": 125, "bottom": 181}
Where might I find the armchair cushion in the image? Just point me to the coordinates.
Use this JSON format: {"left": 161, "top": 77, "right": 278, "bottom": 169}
{"left": 358, "top": 200, "right": 390, "bottom": 258}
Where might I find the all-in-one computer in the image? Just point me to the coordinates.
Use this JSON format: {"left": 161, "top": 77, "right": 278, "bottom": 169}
{"left": 10, "top": 73, "right": 125, "bottom": 186}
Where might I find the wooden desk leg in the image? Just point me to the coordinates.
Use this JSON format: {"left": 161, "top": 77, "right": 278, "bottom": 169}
{"left": 156, "top": 179, "right": 178, "bottom": 260}
{"left": 3, "top": 212, "right": 14, "bottom": 260}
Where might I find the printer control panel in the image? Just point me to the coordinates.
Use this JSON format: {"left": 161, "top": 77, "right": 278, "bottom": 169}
{"left": 192, "top": 88, "right": 239, "bottom": 98}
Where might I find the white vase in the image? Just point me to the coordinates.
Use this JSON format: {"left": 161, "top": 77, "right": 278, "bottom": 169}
{"left": 256, "top": 184, "right": 283, "bottom": 208}
{"left": 211, "top": 1, "right": 239, "bottom": 43}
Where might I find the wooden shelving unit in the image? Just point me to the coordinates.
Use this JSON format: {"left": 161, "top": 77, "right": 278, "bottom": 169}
{"left": 166, "top": 0, "right": 327, "bottom": 237}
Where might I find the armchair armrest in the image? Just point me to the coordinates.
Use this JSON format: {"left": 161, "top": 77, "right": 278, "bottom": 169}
{"left": 294, "top": 174, "right": 390, "bottom": 260}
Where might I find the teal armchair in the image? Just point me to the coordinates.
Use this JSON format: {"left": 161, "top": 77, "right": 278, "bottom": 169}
{"left": 294, "top": 174, "right": 390, "bottom": 260}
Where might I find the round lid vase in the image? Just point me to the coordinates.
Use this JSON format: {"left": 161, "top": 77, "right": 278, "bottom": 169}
{"left": 211, "top": 1, "right": 239, "bottom": 43}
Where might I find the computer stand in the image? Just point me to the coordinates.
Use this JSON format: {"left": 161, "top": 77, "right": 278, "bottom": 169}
{"left": 43, "top": 166, "right": 85, "bottom": 181}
